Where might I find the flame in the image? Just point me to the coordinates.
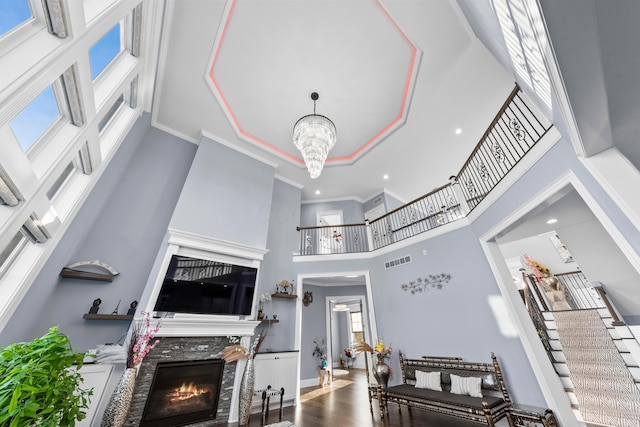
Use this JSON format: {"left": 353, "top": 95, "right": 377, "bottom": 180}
{"left": 168, "top": 382, "right": 211, "bottom": 403}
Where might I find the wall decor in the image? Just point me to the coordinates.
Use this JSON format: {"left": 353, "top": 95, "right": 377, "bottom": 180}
{"left": 303, "top": 291, "right": 313, "bottom": 306}
{"left": 401, "top": 274, "right": 452, "bottom": 294}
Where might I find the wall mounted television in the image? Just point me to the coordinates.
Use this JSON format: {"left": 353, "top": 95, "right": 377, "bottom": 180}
{"left": 154, "top": 255, "right": 257, "bottom": 316}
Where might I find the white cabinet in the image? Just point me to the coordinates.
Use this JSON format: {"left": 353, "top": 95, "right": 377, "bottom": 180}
{"left": 253, "top": 351, "right": 298, "bottom": 408}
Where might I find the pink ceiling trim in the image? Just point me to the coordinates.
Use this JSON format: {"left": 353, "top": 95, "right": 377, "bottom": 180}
{"left": 208, "top": 0, "right": 417, "bottom": 167}
{"left": 208, "top": 0, "right": 303, "bottom": 164}
{"left": 325, "top": 0, "right": 418, "bottom": 164}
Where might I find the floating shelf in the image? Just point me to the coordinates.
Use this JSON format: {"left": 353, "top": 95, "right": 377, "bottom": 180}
{"left": 271, "top": 293, "right": 297, "bottom": 299}
{"left": 83, "top": 313, "right": 133, "bottom": 320}
{"left": 260, "top": 319, "right": 280, "bottom": 324}
{"left": 61, "top": 268, "right": 114, "bottom": 282}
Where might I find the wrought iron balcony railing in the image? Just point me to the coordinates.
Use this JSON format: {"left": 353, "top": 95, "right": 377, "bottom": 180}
{"left": 297, "top": 85, "right": 552, "bottom": 256}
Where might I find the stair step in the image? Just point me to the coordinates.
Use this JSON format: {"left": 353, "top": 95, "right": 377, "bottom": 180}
{"left": 565, "top": 361, "right": 633, "bottom": 378}
{"left": 576, "top": 389, "right": 640, "bottom": 411}
{"left": 570, "top": 374, "right": 639, "bottom": 394}
{"left": 562, "top": 348, "right": 624, "bottom": 363}
{"left": 580, "top": 405, "right": 640, "bottom": 427}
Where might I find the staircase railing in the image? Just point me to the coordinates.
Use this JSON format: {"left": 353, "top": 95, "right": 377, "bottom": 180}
{"left": 296, "top": 85, "right": 553, "bottom": 256}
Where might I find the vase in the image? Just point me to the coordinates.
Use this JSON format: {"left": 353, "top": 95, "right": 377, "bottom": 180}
{"left": 373, "top": 360, "right": 391, "bottom": 389}
{"left": 101, "top": 367, "right": 137, "bottom": 427}
{"left": 238, "top": 357, "right": 255, "bottom": 426}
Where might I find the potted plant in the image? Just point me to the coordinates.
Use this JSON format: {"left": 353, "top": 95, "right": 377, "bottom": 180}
{"left": 0, "top": 326, "right": 93, "bottom": 426}
{"left": 312, "top": 337, "right": 327, "bottom": 368}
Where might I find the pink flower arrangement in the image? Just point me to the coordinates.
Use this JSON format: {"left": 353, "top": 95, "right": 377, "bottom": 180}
{"left": 127, "top": 311, "right": 161, "bottom": 368}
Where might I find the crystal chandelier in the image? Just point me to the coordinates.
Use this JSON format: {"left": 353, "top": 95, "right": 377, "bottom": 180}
{"left": 293, "top": 92, "right": 336, "bottom": 179}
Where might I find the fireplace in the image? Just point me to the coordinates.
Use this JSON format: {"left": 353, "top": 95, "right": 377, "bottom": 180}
{"left": 140, "top": 359, "right": 224, "bottom": 427}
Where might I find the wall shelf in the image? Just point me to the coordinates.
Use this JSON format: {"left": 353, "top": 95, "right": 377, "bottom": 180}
{"left": 271, "top": 293, "right": 297, "bottom": 299}
{"left": 260, "top": 319, "right": 279, "bottom": 324}
{"left": 61, "top": 268, "right": 115, "bottom": 282}
{"left": 83, "top": 313, "right": 133, "bottom": 321}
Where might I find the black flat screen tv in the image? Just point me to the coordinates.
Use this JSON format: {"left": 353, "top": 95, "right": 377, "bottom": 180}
{"left": 153, "top": 255, "right": 257, "bottom": 316}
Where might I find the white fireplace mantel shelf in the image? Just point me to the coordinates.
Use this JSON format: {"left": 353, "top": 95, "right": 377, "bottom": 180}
{"left": 150, "top": 316, "right": 261, "bottom": 337}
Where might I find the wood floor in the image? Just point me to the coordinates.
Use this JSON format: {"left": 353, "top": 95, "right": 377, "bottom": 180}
{"left": 228, "top": 368, "right": 510, "bottom": 427}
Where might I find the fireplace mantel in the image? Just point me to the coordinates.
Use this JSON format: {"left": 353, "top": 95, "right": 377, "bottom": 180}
{"left": 151, "top": 315, "right": 260, "bottom": 337}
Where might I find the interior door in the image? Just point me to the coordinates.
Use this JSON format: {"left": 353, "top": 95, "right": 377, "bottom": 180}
{"left": 317, "top": 210, "right": 343, "bottom": 254}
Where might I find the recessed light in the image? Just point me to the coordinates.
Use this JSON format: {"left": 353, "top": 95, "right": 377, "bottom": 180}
{"left": 315, "top": 190, "right": 320, "bottom": 195}
{"left": 455, "top": 128, "right": 462, "bottom": 135}
{"left": 383, "top": 174, "right": 389, "bottom": 180}
{"left": 546, "top": 218, "right": 558, "bottom": 224}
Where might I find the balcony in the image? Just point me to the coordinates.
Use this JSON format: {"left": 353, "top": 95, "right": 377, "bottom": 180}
{"left": 297, "top": 85, "right": 552, "bottom": 256}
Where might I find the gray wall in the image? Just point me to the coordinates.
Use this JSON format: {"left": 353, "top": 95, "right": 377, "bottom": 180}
{"left": 255, "top": 179, "right": 301, "bottom": 352}
{"left": 0, "top": 115, "right": 197, "bottom": 350}
{"left": 170, "top": 137, "right": 275, "bottom": 249}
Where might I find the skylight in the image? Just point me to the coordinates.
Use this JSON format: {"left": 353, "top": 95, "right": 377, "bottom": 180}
{"left": 89, "top": 22, "right": 122, "bottom": 80}
{"left": 10, "top": 85, "right": 61, "bottom": 152}
{"left": 0, "top": 0, "right": 32, "bottom": 37}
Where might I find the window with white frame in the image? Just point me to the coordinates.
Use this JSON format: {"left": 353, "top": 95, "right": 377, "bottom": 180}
{"left": 350, "top": 311, "right": 364, "bottom": 343}
{"left": 0, "top": 0, "right": 33, "bottom": 37}
{"left": 9, "top": 85, "right": 61, "bottom": 153}
{"left": 89, "top": 22, "right": 123, "bottom": 80}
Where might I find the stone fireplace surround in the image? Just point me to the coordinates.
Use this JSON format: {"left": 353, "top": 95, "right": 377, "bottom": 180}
{"left": 126, "top": 230, "right": 267, "bottom": 425}
{"left": 125, "top": 335, "right": 240, "bottom": 426}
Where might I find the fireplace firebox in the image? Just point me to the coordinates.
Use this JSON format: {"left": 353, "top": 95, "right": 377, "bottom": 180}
{"left": 140, "top": 359, "right": 225, "bottom": 427}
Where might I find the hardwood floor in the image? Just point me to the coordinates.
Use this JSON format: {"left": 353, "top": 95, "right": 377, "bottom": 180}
{"left": 228, "top": 369, "right": 510, "bottom": 426}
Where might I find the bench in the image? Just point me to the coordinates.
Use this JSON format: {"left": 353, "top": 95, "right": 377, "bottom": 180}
{"left": 383, "top": 352, "right": 512, "bottom": 426}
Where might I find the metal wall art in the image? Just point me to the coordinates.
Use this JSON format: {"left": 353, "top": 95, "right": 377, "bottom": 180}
{"left": 401, "top": 274, "right": 452, "bottom": 294}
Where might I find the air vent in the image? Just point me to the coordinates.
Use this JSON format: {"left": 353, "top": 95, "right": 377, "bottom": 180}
{"left": 384, "top": 255, "right": 412, "bottom": 269}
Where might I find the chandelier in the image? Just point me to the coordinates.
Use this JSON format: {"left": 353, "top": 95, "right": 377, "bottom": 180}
{"left": 293, "top": 92, "right": 336, "bottom": 179}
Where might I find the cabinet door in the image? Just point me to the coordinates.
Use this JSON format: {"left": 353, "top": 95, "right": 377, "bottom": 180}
{"left": 253, "top": 352, "right": 299, "bottom": 407}
{"left": 254, "top": 354, "right": 277, "bottom": 391}
{"left": 274, "top": 352, "right": 298, "bottom": 402}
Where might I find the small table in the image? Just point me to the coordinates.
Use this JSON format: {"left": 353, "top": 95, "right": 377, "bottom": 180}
{"left": 254, "top": 385, "right": 284, "bottom": 424}
{"left": 317, "top": 368, "right": 331, "bottom": 386}
{"left": 506, "top": 403, "right": 558, "bottom": 427}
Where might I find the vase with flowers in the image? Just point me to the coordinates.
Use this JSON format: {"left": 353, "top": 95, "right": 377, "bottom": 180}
{"left": 258, "top": 292, "right": 271, "bottom": 320}
{"left": 372, "top": 339, "right": 393, "bottom": 389}
{"left": 101, "top": 311, "right": 160, "bottom": 427}
{"left": 354, "top": 339, "right": 393, "bottom": 389}
{"left": 221, "top": 333, "right": 266, "bottom": 426}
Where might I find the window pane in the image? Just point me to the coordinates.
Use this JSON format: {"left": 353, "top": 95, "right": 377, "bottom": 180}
{"left": 47, "top": 162, "right": 75, "bottom": 200}
{"left": 0, "top": 0, "right": 32, "bottom": 36}
{"left": 98, "top": 94, "right": 124, "bottom": 132}
{"left": 0, "top": 232, "right": 25, "bottom": 274}
{"left": 10, "top": 85, "right": 61, "bottom": 152}
{"left": 89, "top": 23, "right": 122, "bottom": 80}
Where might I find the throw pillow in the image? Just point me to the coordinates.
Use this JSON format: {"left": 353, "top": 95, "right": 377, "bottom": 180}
{"left": 450, "top": 374, "right": 483, "bottom": 398}
{"left": 415, "top": 370, "right": 442, "bottom": 391}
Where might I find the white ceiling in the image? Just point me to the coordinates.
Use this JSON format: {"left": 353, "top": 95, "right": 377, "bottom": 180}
{"left": 151, "top": 0, "right": 515, "bottom": 203}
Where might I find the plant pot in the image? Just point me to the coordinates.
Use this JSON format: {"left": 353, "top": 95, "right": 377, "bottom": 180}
{"left": 101, "top": 367, "right": 137, "bottom": 427}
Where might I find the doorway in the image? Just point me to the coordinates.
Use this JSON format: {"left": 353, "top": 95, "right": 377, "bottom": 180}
{"left": 295, "top": 272, "right": 378, "bottom": 392}
{"left": 316, "top": 210, "right": 344, "bottom": 254}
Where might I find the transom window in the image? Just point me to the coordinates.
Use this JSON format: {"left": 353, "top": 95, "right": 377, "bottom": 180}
{"left": 89, "top": 22, "right": 122, "bottom": 80}
{"left": 0, "top": 0, "right": 32, "bottom": 37}
{"left": 9, "top": 85, "right": 61, "bottom": 152}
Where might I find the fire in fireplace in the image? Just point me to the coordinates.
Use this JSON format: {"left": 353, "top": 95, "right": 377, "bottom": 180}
{"left": 141, "top": 359, "right": 224, "bottom": 427}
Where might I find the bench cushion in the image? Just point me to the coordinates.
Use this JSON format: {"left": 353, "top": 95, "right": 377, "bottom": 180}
{"left": 386, "top": 384, "right": 506, "bottom": 410}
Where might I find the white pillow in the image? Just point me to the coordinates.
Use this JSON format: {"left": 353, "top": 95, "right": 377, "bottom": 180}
{"left": 450, "top": 374, "right": 483, "bottom": 398}
{"left": 415, "top": 370, "right": 442, "bottom": 391}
